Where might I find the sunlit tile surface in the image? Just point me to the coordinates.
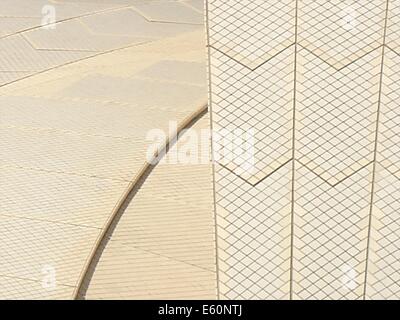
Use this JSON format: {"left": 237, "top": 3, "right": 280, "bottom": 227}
{"left": 208, "top": 0, "right": 400, "bottom": 299}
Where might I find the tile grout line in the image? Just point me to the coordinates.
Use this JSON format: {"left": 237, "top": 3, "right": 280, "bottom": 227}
{"left": 204, "top": 0, "right": 221, "bottom": 301}
{"left": 363, "top": 0, "right": 391, "bottom": 300}
{"left": 113, "top": 240, "right": 216, "bottom": 274}
{"left": 217, "top": 159, "right": 292, "bottom": 187}
{"left": 0, "top": 273, "right": 76, "bottom": 289}
{"left": 0, "top": 213, "right": 103, "bottom": 230}
{"left": 209, "top": 42, "right": 383, "bottom": 74}
{"left": 0, "top": 40, "right": 153, "bottom": 89}
{"left": 385, "top": 44, "right": 400, "bottom": 57}
{"left": 289, "top": 0, "right": 299, "bottom": 301}
{"left": 209, "top": 43, "right": 296, "bottom": 72}
{"left": 0, "top": 4, "right": 134, "bottom": 41}
{"left": 297, "top": 43, "right": 384, "bottom": 71}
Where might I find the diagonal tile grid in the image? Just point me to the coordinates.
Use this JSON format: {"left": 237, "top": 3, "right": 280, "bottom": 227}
{"left": 292, "top": 163, "right": 372, "bottom": 300}
{"left": 207, "top": 0, "right": 296, "bottom": 69}
{"left": 297, "top": 0, "right": 387, "bottom": 69}
{"left": 296, "top": 48, "right": 381, "bottom": 185}
{"left": 386, "top": 0, "right": 400, "bottom": 54}
{"left": 208, "top": 0, "right": 400, "bottom": 299}
{"left": 210, "top": 46, "right": 295, "bottom": 185}
{"left": 0, "top": 0, "right": 204, "bottom": 86}
{"left": 83, "top": 115, "right": 216, "bottom": 300}
{"left": 365, "top": 40, "right": 400, "bottom": 299}
{"left": 209, "top": 0, "right": 296, "bottom": 299}
{"left": 214, "top": 163, "right": 292, "bottom": 299}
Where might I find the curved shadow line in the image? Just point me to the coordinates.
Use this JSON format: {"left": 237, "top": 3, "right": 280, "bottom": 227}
{"left": 73, "top": 104, "right": 208, "bottom": 299}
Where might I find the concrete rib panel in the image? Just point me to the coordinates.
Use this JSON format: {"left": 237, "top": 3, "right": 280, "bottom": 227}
{"left": 292, "top": 163, "right": 372, "bottom": 299}
{"left": 207, "top": 0, "right": 400, "bottom": 299}
{"left": 215, "top": 163, "right": 292, "bottom": 300}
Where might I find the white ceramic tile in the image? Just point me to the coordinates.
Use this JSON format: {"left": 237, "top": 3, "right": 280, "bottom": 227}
{"left": 292, "top": 163, "right": 372, "bottom": 300}
{"left": 298, "top": 0, "right": 387, "bottom": 68}
{"left": 208, "top": 0, "right": 296, "bottom": 69}
{"left": 296, "top": 48, "right": 381, "bottom": 185}
{"left": 210, "top": 46, "right": 295, "bottom": 184}
{"left": 215, "top": 163, "right": 292, "bottom": 299}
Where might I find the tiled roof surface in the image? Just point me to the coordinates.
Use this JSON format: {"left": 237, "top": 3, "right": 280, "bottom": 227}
{"left": 0, "top": 0, "right": 211, "bottom": 299}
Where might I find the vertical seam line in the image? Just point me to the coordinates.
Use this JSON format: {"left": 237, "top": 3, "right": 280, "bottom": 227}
{"left": 363, "top": 0, "right": 391, "bottom": 300}
{"left": 290, "top": 0, "right": 299, "bottom": 300}
{"left": 205, "top": 0, "right": 221, "bottom": 300}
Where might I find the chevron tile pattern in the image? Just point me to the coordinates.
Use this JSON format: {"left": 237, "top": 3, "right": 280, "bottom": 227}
{"left": 207, "top": 0, "right": 400, "bottom": 299}
{"left": 292, "top": 163, "right": 372, "bottom": 299}
{"left": 207, "top": 0, "right": 296, "bottom": 69}
{"left": 210, "top": 46, "right": 295, "bottom": 184}
{"left": 298, "top": 0, "right": 387, "bottom": 69}
{"left": 386, "top": 0, "right": 400, "bottom": 54}
{"left": 296, "top": 48, "right": 381, "bottom": 185}
{"left": 215, "top": 163, "right": 292, "bottom": 299}
{"left": 0, "top": 0, "right": 207, "bottom": 299}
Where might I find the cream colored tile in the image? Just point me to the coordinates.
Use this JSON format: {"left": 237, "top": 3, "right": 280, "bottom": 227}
{"left": 24, "top": 19, "right": 150, "bottom": 52}
{"left": 0, "top": 215, "right": 99, "bottom": 286}
{"left": 59, "top": 74, "right": 207, "bottom": 110}
{"left": 136, "top": 60, "right": 207, "bottom": 86}
{"left": 0, "top": 95, "right": 188, "bottom": 139}
{"left": 0, "top": 126, "right": 148, "bottom": 181}
{"left": 366, "top": 164, "right": 400, "bottom": 299}
{"left": 386, "top": 0, "right": 400, "bottom": 54}
{"left": 292, "top": 162, "right": 372, "bottom": 300}
{"left": 210, "top": 46, "right": 294, "bottom": 184}
{"left": 298, "top": 0, "right": 386, "bottom": 68}
{"left": 81, "top": 8, "right": 200, "bottom": 39}
{"left": 0, "top": 165, "right": 128, "bottom": 228}
{"left": 0, "top": 0, "right": 208, "bottom": 300}
{"left": 296, "top": 48, "right": 381, "bottom": 185}
{"left": 0, "top": 276, "right": 74, "bottom": 300}
{"left": 133, "top": 1, "right": 203, "bottom": 25}
{"left": 85, "top": 242, "right": 216, "bottom": 300}
{"left": 215, "top": 162, "right": 292, "bottom": 300}
{"left": 183, "top": 0, "right": 204, "bottom": 13}
{"left": 208, "top": 0, "right": 296, "bottom": 69}
{"left": 0, "top": 17, "right": 39, "bottom": 36}
{"left": 84, "top": 114, "right": 216, "bottom": 299}
{"left": 376, "top": 49, "right": 400, "bottom": 179}
{"left": 0, "top": 34, "right": 91, "bottom": 72}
